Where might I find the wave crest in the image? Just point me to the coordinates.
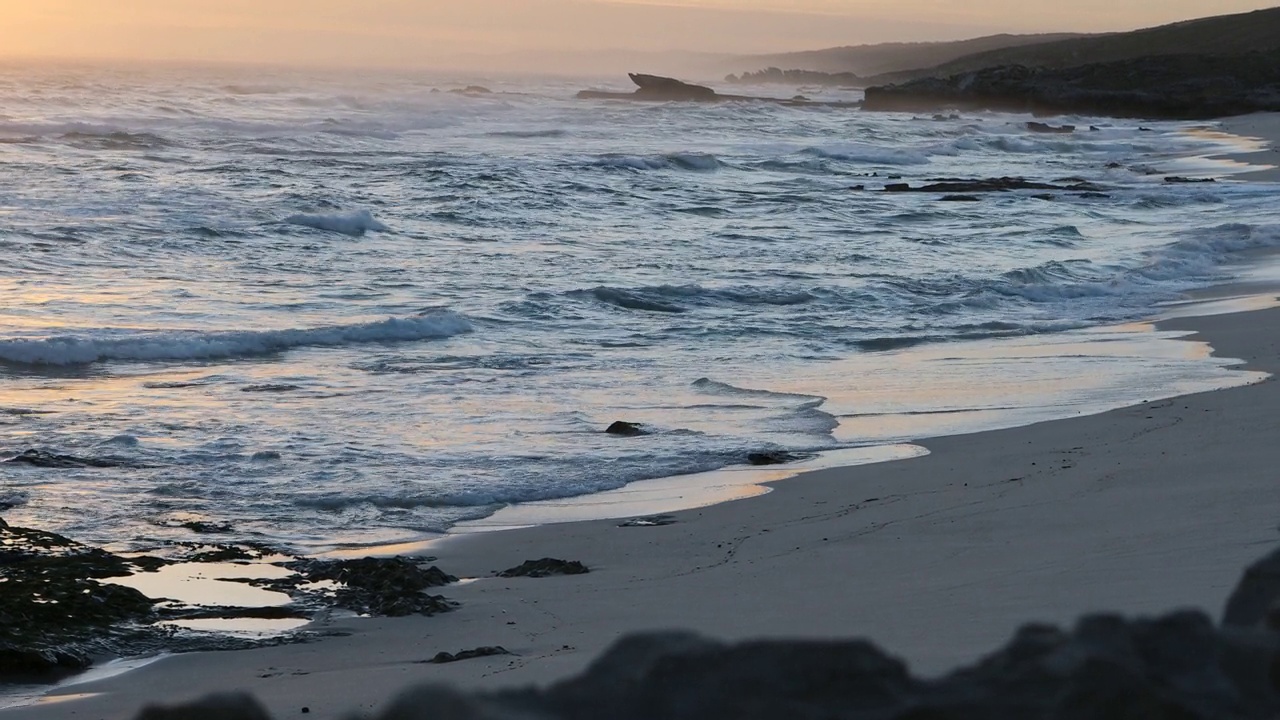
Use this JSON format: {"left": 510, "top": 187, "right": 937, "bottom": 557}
{"left": 0, "top": 312, "right": 472, "bottom": 366}
{"left": 285, "top": 210, "right": 389, "bottom": 236}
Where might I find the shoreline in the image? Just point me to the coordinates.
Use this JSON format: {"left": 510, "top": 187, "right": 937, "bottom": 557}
{"left": 1215, "top": 113, "right": 1280, "bottom": 181}
{"left": 4, "top": 117, "right": 1280, "bottom": 718}
{"left": 8, "top": 294, "right": 1280, "bottom": 719}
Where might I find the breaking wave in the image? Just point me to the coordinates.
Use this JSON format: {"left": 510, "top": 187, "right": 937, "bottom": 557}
{"left": 590, "top": 152, "right": 722, "bottom": 171}
{"left": 0, "top": 312, "right": 472, "bottom": 366}
{"left": 284, "top": 210, "right": 389, "bottom": 236}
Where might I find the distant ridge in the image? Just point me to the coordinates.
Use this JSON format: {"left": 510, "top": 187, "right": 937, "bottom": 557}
{"left": 872, "top": 6, "right": 1280, "bottom": 84}
{"left": 726, "top": 33, "right": 1085, "bottom": 78}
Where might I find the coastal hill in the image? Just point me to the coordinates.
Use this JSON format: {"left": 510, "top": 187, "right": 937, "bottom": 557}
{"left": 862, "top": 6, "right": 1280, "bottom": 120}
{"left": 725, "top": 33, "right": 1083, "bottom": 79}
{"left": 870, "top": 6, "right": 1280, "bottom": 85}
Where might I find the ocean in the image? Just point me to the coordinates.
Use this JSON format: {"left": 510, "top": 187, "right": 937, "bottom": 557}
{"left": 0, "top": 62, "right": 1275, "bottom": 552}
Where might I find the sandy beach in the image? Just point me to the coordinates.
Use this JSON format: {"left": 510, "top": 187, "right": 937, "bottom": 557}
{"left": 1218, "top": 113, "right": 1280, "bottom": 181}
{"left": 3, "top": 299, "right": 1277, "bottom": 719}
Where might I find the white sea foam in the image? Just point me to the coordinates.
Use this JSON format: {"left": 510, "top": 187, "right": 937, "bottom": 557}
{"left": 284, "top": 210, "right": 389, "bottom": 236}
{"left": 0, "top": 312, "right": 472, "bottom": 366}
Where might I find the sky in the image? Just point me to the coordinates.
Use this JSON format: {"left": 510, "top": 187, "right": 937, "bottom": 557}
{"left": 0, "top": 0, "right": 1275, "bottom": 70}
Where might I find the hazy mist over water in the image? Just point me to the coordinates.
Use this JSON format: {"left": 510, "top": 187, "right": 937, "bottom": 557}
{"left": 1, "top": 0, "right": 1277, "bottom": 73}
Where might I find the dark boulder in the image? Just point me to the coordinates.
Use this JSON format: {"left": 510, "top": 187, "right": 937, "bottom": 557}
{"left": 1224, "top": 547, "right": 1280, "bottom": 630}
{"left": 605, "top": 421, "right": 649, "bottom": 437}
{"left": 1165, "top": 176, "right": 1217, "bottom": 183}
{"left": 498, "top": 559, "right": 589, "bottom": 579}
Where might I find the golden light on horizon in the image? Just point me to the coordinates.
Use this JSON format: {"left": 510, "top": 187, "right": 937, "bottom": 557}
{"left": 0, "top": 0, "right": 1276, "bottom": 68}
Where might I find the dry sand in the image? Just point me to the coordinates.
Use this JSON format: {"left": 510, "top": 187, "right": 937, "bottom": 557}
{"left": 6, "top": 300, "right": 1280, "bottom": 720}
{"left": 1218, "top": 112, "right": 1280, "bottom": 181}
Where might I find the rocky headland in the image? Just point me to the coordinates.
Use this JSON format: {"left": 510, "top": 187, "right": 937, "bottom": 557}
{"left": 576, "top": 73, "right": 858, "bottom": 108}
{"left": 862, "top": 51, "right": 1280, "bottom": 120}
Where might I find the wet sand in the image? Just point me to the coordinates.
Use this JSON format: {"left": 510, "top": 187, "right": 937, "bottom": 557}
{"left": 1218, "top": 112, "right": 1280, "bottom": 181}
{"left": 6, "top": 299, "right": 1280, "bottom": 719}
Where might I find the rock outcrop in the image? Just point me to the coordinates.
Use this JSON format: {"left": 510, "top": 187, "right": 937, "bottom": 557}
{"left": 576, "top": 74, "right": 860, "bottom": 108}
{"left": 863, "top": 50, "right": 1280, "bottom": 119}
{"left": 135, "top": 609, "right": 1280, "bottom": 719}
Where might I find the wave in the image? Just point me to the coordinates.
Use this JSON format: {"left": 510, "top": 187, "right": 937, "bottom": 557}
{"left": 591, "top": 152, "right": 722, "bottom": 172}
{"left": 284, "top": 210, "right": 389, "bottom": 236}
{"left": 800, "top": 143, "right": 930, "bottom": 166}
{"left": 0, "top": 312, "right": 472, "bottom": 366}
{"left": 568, "top": 284, "right": 816, "bottom": 314}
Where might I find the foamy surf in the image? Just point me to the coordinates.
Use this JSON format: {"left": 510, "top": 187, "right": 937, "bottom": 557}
{"left": 0, "top": 312, "right": 472, "bottom": 366}
{"left": 284, "top": 210, "right": 389, "bottom": 236}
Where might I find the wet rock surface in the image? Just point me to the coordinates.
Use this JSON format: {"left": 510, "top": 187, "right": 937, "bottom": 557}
{"left": 746, "top": 450, "right": 806, "bottom": 466}
{"left": 282, "top": 557, "right": 458, "bottom": 617}
{"left": 498, "top": 559, "right": 589, "bottom": 579}
{"left": 3, "top": 448, "right": 139, "bottom": 468}
{"left": 604, "top": 421, "right": 649, "bottom": 437}
{"left": 426, "top": 646, "right": 512, "bottom": 664}
{"left": 0, "top": 520, "right": 465, "bottom": 681}
{"left": 0, "top": 521, "right": 173, "bottom": 678}
{"left": 863, "top": 50, "right": 1280, "bottom": 119}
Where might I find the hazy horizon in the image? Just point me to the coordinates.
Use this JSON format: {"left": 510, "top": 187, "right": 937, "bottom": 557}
{"left": 0, "top": 0, "right": 1276, "bottom": 74}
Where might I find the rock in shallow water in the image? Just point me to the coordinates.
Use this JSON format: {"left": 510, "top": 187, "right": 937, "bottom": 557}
{"left": 497, "top": 559, "right": 589, "bottom": 579}
{"left": 604, "top": 421, "right": 649, "bottom": 437}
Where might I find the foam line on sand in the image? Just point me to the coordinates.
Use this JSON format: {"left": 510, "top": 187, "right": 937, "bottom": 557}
{"left": 9, "top": 304, "right": 1280, "bottom": 719}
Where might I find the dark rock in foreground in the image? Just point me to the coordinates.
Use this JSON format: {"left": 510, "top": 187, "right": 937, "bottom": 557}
{"left": 863, "top": 50, "right": 1280, "bottom": 119}
{"left": 137, "top": 693, "right": 273, "bottom": 720}
{"left": 498, "top": 559, "right": 589, "bottom": 579}
{"left": 136, "top": 609, "right": 1280, "bottom": 719}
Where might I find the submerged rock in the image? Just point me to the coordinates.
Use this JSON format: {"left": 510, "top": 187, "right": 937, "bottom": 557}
{"left": 3, "top": 448, "right": 135, "bottom": 468}
{"left": 746, "top": 451, "right": 804, "bottom": 466}
{"left": 498, "top": 559, "right": 589, "bottom": 579}
{"left": 882, "top": 176, "right": 1105, "bottom": 194}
